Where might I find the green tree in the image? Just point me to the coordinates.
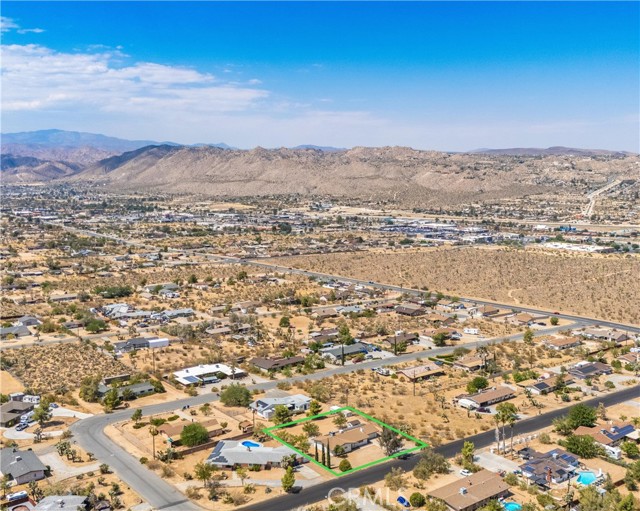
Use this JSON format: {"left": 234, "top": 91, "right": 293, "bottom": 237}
{"left": 432, "top": 332, "right": 448, "bottom": 347}
{"left": 550, "top": 316, "right": 559, "bottom": 326}
{"left": 236, "top": 467, "right": 248, "bottom": 486}
{"left": 279, "top": 316, "right": 291, "bottom": 328}
{"left": 621, "top": 441, "right": 640, "bottom": 459}
{"left": 272, "top": 405, "right": 292, "bottom": 425}
{"left": 379, "top": 427, "right": 403, "bottom": 456}
{"left": 409, "top": 492, "right": 426, "bottom": 508}
{"left": 333, "top": 413, "right": 348, "bottom": 428}
{"left": 567, "top": 403, "right": 598, "bottom": 428}
{"left": 413, "top": 449, "right": 450, "bottom": 480}
{"left": 131, "top": 408, "right": 143, "bottom": 424}
{"left": 102, "top": 388, "right": 121, "bottom": 412}
{"left": 466, "top": 376, "right": 489, "bottom": 394}
{"left": 188, "top": 274, "right": 198, "bottom": 284}
{"left": 564, "top": 435, "right": 603, "bottom": 458}
{"left": 461, "top": 441, "right": 475, "bottom": 464}
{"left": 479, "top": 501, "right": 503, "bottom": 511}
{"left": 32, "top": 403, "right": 52, "bottom": 427}
{"left": 338, "top": 459, "right": 352, "bottom": 472}
{"left": 308, "top": 400, "right": 322, "bottom": 416}
{"left": 219, "top": 384, "right": 252, "bottom": 407}
{"left": 523, "top": 328, "right": 534, "bottom": 345}
{"left": 384, "top": 467, "right": 406, "bottom": 491}
{"left": 302, "top": 422, "right": 320, "bottom": 438}
{"left": 180, "top": 423, "right": 209, "bottom": 447}
{"left": 85, "top": 319, "right": 107, "bottom": 333}
{"left": 1, "top": 475, "right": 11, "bottom": 498}
{"left": 281, "top": 466, "right": 295, "bottom": 492}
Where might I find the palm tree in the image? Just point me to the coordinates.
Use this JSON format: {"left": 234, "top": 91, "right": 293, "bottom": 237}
{"left": 1, "top": 475, "right": 11, "bottom": 498}
{"left": 149, "top": 425, "right": 159, "bottom": 459}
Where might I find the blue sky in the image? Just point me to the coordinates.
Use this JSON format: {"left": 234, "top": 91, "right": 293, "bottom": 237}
{"left": 2, "top": 2, "right": 638, "bottom": 151}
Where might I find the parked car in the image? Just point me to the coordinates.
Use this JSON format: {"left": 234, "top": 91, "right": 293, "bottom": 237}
{"left": 460, "top": 469, "right": 472, "bottom": 476}
{"left": 397, "top": 496, "right": 410, "bottom": 508}
{"left": 476, "top": 407, "right": 491, "bottom": 413}
{"left": 49, "top": 403, "right": 59, "bottom": 409}
{"left": 15, "top": 423, "right": 28, "bottom": 431}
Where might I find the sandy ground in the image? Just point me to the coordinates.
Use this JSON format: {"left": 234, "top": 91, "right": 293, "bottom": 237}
{"left": 273, "top": 247, "right": 640, "bottom": 325}
{"left": 0, "top": 369, "right": 25, "bottom": 393}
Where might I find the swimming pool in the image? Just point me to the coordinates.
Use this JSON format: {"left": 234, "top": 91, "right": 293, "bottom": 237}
{"left": 242, "top": 440, "right": 262, "bottom": 448}
{"left": 502, "top": 503, "right": 522, "bottom": 511}
{"left": 576, "top": 471, "right": 597, "bottom": 485}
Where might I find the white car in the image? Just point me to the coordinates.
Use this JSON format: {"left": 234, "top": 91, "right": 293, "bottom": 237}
{"left": 460, "top": 469, "right": 472, "bottom": 476}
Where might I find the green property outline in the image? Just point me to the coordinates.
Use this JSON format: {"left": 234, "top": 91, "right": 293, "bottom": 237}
{"left": 263, "top": 406, "right": 429, "bottom": 477}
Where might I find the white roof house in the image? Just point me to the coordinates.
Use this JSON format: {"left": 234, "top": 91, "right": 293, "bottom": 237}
{"left": 206, "top": 440, "right": 298, "bottom": 468}
{"left": 250, "top": 394, "right": 311, "bottom": 419}
{"left": 173, "top": 364, "right": 246, "bottom": 385}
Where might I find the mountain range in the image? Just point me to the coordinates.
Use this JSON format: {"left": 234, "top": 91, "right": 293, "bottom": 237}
{"left": 2, "top": 130, "right": 637, "bottom": 207}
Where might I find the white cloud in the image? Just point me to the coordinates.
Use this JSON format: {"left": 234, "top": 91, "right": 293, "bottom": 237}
{"left": 1, "top": 16, "right": 44, "bottom": 34}
{"left": 0, "top": 16, "right": 19, "bottom": 32}
{"left": 1, "top": 44, "right": 269, "bottom": 114}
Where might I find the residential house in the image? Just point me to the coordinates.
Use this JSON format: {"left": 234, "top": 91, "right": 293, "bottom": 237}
{"left": 250, "top": 356, "right": 305, "bottom": 372}
{"left": 398, "top": 363, "right": 445, "bottom": 382}
{"left": 0, "top": 400, "right": 34, "bottom": 427}
{"left": 314, "top": 422, "right": 380, "bottom": 454}
{"left": 517, "top": 373, "right": 574, "bottom": 395}
{"left": 162, "top": 308, "right": 195, "bottom": 320}
{"left": 618, "top": 353, "right": 639, "bottom": 366}
{"left": 15, "top": 315, "right": 42, "bottom": 327}
{"left": 453, "top": 356, "right": 486, "bottom": 373}
{"left": 422, "top": 327, "right": 460, "bottom": 343}
{"left": 436, "top": 300, "right": 466, "bottom": 312}
{"left": 250, "top": 394, "right": 311, "bottom": 419}
{"left": 173, "top": 364, "right": 246, "bottom": 386}
{"left": 96, "top": 381, "right": 155, "bottom": 400}
{"left": 143, "top": 282, "right": 180, "bottom": 294}
{"left": 428, "top": 469, "right": 510, "bottom": 511}
{"left": 0, "top": 448, "right": 47, "bottom": 484}
{"left": 518, "top": 448, "right": 579, "bottom": 486}
{"left": 424, "top": 313, "right": 456, "bottom": 326}
{"left": 206, "top": 440, "right": 300, "bottom": 469}
{"left": 543, "top": 337, "right": 582, "bottom": 351}
{"left": 475, "top": 305, "right": 501, "bottom": 318}
{"left": 457, "top": 387, "right": 516, "bottom": 410}
{"left": 580, "top": 327, "right": 629, "bottom": 344}
{"left": 49, "top": 293, "right": 78, "bottom": 303}
{"left": 34, "top": 496, "right": 89, "bottom": 511}
{"left": 314, "top": 307, "right": 339, "bottom": 320}
{"left": 385, "top": 332, "right": 419, "bottom": 349}
{"left": 568, "top": 361, "right": 613, "bottom": 380}
{"left": 0, "top": 325, "right": 31, "bottom": 339}
{"left": 320, "top": 342, "right": 368, "bottom": 362}
{"left": 395, "top": 303, "right": 426, "bottom": 316}
{"left": 113, "top": 336, "right": 169, "bottom": 353}
{"left": 574, "top": 422, "right": 636, "bottom": 452}
{"left": 508, "top": 312, "right": 547, "bottom": 326}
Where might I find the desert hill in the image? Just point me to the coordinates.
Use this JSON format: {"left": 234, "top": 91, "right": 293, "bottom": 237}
{"left": 69, "top": 144, "right": 637, "bottom": 207}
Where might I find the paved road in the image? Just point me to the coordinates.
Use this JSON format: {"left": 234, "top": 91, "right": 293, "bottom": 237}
{"left": 240, "top": 385, "right": 640, "bottom": 511}
{"left": 70, "top": 321, "right": 579, "bottom": 510}
{"left": 53, "top": 222, "right": 639, "bottom": 510}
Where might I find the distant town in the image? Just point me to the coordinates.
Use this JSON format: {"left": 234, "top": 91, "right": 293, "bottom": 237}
{"left": 1, "top": 187, "right": 638, "bottom": 511}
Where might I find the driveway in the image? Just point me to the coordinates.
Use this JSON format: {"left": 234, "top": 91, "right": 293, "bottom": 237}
{"left": 51, "top": 407, "right": 93, "bottom": 420}
{"left": 39, "top": 451, "right": 101, "bottom": 480}
{"left": 474, "top": 451, "right": 520, "bottom": 473}
{"left": 2, "top": 427, "right": 65, "bottom": 440}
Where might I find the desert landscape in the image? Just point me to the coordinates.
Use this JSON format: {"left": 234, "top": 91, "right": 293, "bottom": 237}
{"left": 275, "top": 246, "right": 640, "bottom": 325}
